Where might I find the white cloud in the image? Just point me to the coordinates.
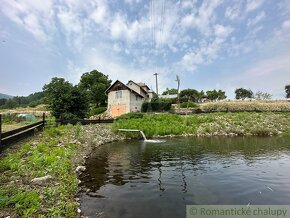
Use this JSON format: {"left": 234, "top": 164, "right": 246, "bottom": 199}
{"left": 0, "top": 0, "right": 54, "bottom": 41}
{"left": 247, "top": 11, "right": 266, "bottom": 26}
{"left": 109, "top": 14, "right": 150, "bottom": 43}
{"left": 23, "top": 14, "right": 47, "bottom": 41}
{"left": 181, "top": 0, "right": 224, "bottom": 35}
{"left": 214, "top": 24, "right": 234, "bottom": 39}
{"left": 275, "top": 19, "right": 290, "bottom": 39}
{"left": 178, "top": 23, "right": 233, "bottom": 73}
{"left": 181, "top": 0, "right": 196, "bottom": 10}
{"left": 90, "top": 0, "right": 109, "bottom": 25}
{"left": 57, "top": 7, "right": 86, "bottom": 51}
{"left": 66, "top": 46, "right": 171, "bottom": 92}
{"left": 246, "top": 0, "right": 264, "bottom": 12}
{"left": 282, "top": 19, "right": 290, "bottom": 30}
{"left": 179, "top": 52, "right": 204, "bottom": 71}
{"left": 225, "top": 3, "right": 241, "bottom": 21}
{"left": 124, "top": 0, "right": 141, "bottom": 5}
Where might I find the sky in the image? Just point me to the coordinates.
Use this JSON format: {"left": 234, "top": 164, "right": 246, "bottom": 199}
{"left": 0, "top": 0, "right": 290, "bottom": 99}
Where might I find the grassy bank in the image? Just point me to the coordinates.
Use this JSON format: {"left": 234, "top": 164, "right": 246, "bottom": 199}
{"left": 0, "top": 124, "right": 122, "bottom": 217}
{"left": 113, "top": 112, "right": 290, "bottom": 138}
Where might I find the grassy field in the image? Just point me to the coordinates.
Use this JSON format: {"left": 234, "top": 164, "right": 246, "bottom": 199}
{"left": 200, "top": 100, "right": 290, "bottom": 112}
{"left": 0, "top": 105, "right": 49, "bottom": 133}
{"left": 113, "top": 112, "right": 290, "bottom": 138}
{"left": 0, "top": 104, "right": 49, "bottom": 116}
{"left": 1, "top": 115, "right": 43, "bottom": 133}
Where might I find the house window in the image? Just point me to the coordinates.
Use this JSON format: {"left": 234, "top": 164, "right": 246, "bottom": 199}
{"left": 136, "top": 96, "right": 138, "bottom": 101}
{"left": 116, "top": 91, "right": 122, "bottom": 99}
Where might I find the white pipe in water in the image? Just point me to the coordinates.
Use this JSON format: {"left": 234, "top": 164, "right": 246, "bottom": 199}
{"left": 118, "top": 129, "right": 147, "bottom": 140}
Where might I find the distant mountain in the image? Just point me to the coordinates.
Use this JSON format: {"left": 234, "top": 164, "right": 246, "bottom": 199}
{"left": 0, "top": 93, "right": 13, "bottom": 99}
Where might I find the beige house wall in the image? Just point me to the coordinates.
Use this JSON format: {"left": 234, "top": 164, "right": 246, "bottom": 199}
{"left": 127, "top": 82, "right": 142, "bottom": 95}
{"left": 107, "top": 89, "right": 131, "bottom": 117}
{"left": 129, "top": 92, "right": 144, "bottom": 112}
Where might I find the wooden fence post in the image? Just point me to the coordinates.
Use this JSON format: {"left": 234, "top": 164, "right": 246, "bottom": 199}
{"left": 42, "top": 113, "right": 45, "bottom": 128}
{"left": 0, "top": 114, "right": 2, "bottom": 148}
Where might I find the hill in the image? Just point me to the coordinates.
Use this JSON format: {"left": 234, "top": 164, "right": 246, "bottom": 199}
{"left": 0, "top": 93, "right": 13, "bottom": 99}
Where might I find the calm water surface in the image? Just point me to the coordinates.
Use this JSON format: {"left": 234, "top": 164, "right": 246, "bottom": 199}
{"left": 80, "top": 137, "right": 290, "bottom": 218}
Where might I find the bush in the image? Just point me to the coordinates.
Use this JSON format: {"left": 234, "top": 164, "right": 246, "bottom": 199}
{"left": 141, "top": 102, "right": 172, "bottom": 112}
{"left": 89, "top": 107, "right": 107, "bottom": 116}
{"left": 159, "top": 98, "right": 177, "bottom": 104}
{"left": 180, "top": 101, "right": 198, "bottom": 108}
{"left": 116, "top": 112, "right": 144, "bottom": 120}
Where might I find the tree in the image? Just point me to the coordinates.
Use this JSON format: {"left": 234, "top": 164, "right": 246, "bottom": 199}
{"left": 43, "top": 77, "right": 89, "bottom": 119}
{"left": 206, "top": 90, "right": 227, "bottom": 101}
{"left": 235, "top": 88, "right": 253, "bottom": 100}
{"left": 0, "top": 98, "right": 7, "bottom": 107}
{"left": 196, "top": 90, "right": 206, "bottom": 103}
{"left": 179, "top": 89, "right": 200, "bottom": 102}
{"left": 254, "top": 91, "right": 272, "bottom": 100}
{"left": 78, "top": 70, "right": 112, "bottom": 107}
{"left": 285, "top": 85, "right": 290, "bottom": 99}
{"left": 162, "top": 88, "right": 178, "bottom": 95}
{"left": 217, "top": 90, "right": 227, "bottom": 101}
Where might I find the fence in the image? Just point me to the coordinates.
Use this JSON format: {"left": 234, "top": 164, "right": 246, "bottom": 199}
{"left": 0, "top": 113, "right": 46, "bottom": 151}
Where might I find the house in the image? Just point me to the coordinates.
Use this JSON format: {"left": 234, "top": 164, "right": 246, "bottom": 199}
{"left": 106, "top": 80, "right": 155, "bottom": 117}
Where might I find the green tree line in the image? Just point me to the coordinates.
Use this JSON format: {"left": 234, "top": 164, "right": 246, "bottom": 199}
{"left": 0, "top": 92, "right": 45, "bottom": 109}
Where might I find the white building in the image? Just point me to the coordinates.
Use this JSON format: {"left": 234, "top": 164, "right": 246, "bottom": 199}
{"left": 106, "top": 80, "right": 154, "bottom": 117}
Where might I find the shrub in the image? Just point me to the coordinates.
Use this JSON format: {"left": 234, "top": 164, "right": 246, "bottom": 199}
{"left": 180, "top": 101, "right": 198, "bottom": 108}
{"left": 89, "top": 107, "right": 107, "bottom": 116}
{"left": 141, "top": 102, "right": 172, "bottom": 112}
{"left": 116, "top": 112, "right": 144, "bottom": 120}
{"left": 159, "top": 97, "right": 177, "bottom": 104}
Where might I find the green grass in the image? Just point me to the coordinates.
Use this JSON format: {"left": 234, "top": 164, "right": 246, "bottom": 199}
{"left": 113, "top": 112, "right": 290, "bottom": 138}
{"left": 0, "top": 125, "right": 80, "bottom": 217}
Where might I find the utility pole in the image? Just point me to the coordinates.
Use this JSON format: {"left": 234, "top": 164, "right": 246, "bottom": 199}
{"left": 176, "top": 75, "right": 180, "bottom": 108}
{"left": 153, "top": 73, "right": 159, "bottom": 95}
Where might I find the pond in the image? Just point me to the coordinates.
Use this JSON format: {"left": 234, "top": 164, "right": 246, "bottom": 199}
{"left": 80, "top": 137, "right": 290, "bottom": 218}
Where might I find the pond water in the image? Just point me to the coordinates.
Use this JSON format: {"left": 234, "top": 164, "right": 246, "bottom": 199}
{"left": 80, "top": 137, "right": 290, "bottom": 218}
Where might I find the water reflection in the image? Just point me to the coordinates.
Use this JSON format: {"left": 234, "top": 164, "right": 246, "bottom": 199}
{"left": 80, "top": 136, "right": 290, "bottom": 218}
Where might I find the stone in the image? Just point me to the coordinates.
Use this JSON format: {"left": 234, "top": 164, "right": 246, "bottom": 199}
{"left": 31, "top": 175, "right": 53, "bottom": 185}
{"left": 76, "top": 166, "right": 86, "bottom": 173}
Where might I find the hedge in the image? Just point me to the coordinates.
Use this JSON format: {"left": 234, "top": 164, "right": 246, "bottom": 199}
{"left": 141, "top": 102, "right": 172, "bottom": 112}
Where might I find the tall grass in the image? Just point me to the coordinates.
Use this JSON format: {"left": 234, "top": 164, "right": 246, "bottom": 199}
{"left": 113, "top": 112, "right": 290, "bottom": 138}
{"left": 200, "top": 101, "right": 290, "bottom": 112}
